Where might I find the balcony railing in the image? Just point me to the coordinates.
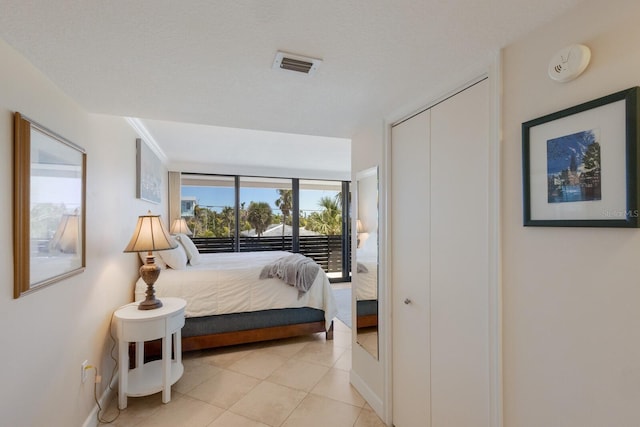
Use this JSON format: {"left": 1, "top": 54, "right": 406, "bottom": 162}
{"left": 191, "top": 235, "right": 344, "bottom": 274}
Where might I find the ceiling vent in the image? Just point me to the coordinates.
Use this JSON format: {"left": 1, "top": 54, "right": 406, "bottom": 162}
{"left": 272, "top": 51, "right": 322, "bottom": 76}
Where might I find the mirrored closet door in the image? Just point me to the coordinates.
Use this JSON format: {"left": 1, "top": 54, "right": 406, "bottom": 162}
{"left": 354, "top": 166, "right": 379, "bottom": 359}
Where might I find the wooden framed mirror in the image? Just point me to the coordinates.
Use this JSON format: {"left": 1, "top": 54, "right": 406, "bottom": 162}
{"left": 354, "top": 166, "right": 379, "bottom": 359}
{"left": 13, "top": 112, "right": 86, "bottom": 298}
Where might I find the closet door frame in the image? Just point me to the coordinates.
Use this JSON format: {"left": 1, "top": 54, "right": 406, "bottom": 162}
{"left": 381, "top": 55, "right": 502, "bottom": 427}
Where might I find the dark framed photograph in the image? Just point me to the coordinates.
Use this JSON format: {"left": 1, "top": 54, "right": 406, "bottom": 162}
{"left": 522, "top": 87, "right": 640, "bottom": 227}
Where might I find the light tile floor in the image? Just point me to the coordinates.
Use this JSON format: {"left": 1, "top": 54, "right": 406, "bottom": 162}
{"left": 99, "top": 319, "right": 385, "bottom": 427}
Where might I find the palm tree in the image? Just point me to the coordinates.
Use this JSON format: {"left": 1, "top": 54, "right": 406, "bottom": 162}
{"left": 275, "top": 189, "right": 292, "bottom": 237}
{"left": 333, "top": 191, "right": 343, "bottom": 209}
{"left": 306, "top": 196, "right": 342, "bottom": 235}
{"left": 221, "top": 206, "right": 235, "bottom": 237}
{"left": 247, "top": 201, "right": 273, "bottom": 237}
{"left": 319, "top": 196, "right": 339, "bottom": 215}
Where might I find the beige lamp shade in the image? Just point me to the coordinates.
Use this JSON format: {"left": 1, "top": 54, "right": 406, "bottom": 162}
{"left": 356, "top": 219, "right": 364, "bottom": 233}
{"left": 124, "top": 212, "right": 177, "bottom": 253}
{"left": 124, "top": 212, "right": 176, "bottom": 310}
{"left": 50, "top": 213, "right": 80, "bottom": 254}
{"left": 170, "top": 217, "right": 193, "bottom": 235}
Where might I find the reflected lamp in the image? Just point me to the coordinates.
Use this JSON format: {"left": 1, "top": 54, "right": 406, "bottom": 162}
{"left": 356, "top": 219, "right": 369, "bottom": 248}
{"left": 170, "top": 217, "right": 193, "bottom": 235}
{"left": 50, "top": 212, "right": 80, "bottom": 254}
{"left": 123, "top": 211, "right": 177, "bottom": 310}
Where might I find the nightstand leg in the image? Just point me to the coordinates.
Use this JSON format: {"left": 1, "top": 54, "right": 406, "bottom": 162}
{"left": 162, "top": 335, "right": 171, "bottom": 403}
{"left": 118, "top": 338, "right": 128, "bottom": 409}
{"left": 174, "top": 330, "right": 182, "bottom": 365}
{"left": 135, "top": 341, "right": 144, "bottom": 368}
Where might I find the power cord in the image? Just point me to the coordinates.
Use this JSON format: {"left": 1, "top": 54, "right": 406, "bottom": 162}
{"left": 85, "top": 311, "right": 121, "bottom": 424}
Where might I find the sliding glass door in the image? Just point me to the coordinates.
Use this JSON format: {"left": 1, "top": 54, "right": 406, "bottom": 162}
{"left": 179, "top": 173, "right": 351, "bottom": 282}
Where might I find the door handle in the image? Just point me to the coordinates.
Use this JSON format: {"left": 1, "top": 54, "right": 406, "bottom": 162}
{"left": 404, "top": 298, "right": 412, "bottom": 305}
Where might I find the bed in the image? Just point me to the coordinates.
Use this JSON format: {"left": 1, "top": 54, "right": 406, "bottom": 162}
{"left": 355, "top": 232, "right": 378, "bottom": 329}
{"left": 134, "top": 243, "right": 337, "bottom": 355}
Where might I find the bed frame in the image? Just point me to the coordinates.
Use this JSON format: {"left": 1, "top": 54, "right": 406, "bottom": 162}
{"left": 181, "top": 319, "right": 333, "bottom": 351}
{"left": 356, "top": 299, "right": 378, "bottom": 329}
{"left": 138, "top": 307, "right": 334, "bottom": 361}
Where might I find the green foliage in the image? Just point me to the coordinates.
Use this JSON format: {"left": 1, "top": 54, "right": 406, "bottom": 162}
{"left": 583, "top": 142, "right": 600, "bottom": 171}
{"left": 247, "top": 201, "right": 273, "bottom": 236}
{"left": 305, "top": 196, "right": 342, "bottom": 235}
{"left": 30, "top": 203, "right": 67, "bottom": 239}
{"left": 187, "top": 189, "right": 341, "bottom": 238}
{"left": 188, "top": 205, "right": 237, "bottom": 238}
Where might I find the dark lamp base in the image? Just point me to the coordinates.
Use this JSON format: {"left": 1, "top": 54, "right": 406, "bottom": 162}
{"left": 138, "top": 295, "right": 163, "bottom": 310}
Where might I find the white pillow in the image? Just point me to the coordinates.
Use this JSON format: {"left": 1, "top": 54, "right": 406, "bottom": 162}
{"left": 138, "top": 251, "right": 167, "bottom": 269}
{"left": 175, "top": 233, "right": 201, "bottom": 265}
{"left": 359, "top": 231, "right": 377, "bottom": 256}
{"left": 158, "top": 239, "right": 188, "bottom": 269}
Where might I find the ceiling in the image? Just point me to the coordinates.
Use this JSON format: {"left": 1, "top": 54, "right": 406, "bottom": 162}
{"left": 0, "top": 0, "right": 583, "bottom": 175}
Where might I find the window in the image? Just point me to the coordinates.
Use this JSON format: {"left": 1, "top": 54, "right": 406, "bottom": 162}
{"left": 299, "top": 180, "right": 345, "bottom": 279}
{"left": 239, "top": 177, "right": 293, "bottom": 251}
{"left": 181, "top": 174, "right": 236, "bottom": 251}
{"left": 179, "top": 173, "right": 351, "bottom": 281}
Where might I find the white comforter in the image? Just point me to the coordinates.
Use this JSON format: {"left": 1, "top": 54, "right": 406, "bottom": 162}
{"left": 135, "top": 251, "right": 337, "bottom": 330}
{"left": 355, "top": 260, "right": 378, "bottom": 300}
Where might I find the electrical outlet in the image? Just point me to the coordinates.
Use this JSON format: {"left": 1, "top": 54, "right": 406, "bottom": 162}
{"left": 81, "top": 360, "right": 88, "bottom": 383}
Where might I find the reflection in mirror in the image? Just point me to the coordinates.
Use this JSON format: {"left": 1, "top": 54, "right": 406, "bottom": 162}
{"left": 13, "top": 112, "right": 86, "bottom": 298}
{"left": 355, "top": 166, "right": 378, "bottom": 359}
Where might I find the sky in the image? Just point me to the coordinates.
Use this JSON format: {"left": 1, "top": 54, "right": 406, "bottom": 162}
{"left": 181, "top": 185, "right": 340, "bottom": 215}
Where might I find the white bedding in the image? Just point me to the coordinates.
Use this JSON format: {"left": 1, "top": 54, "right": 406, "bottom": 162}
{"left": 355, "top": 232, "right": 378, "bottom": 301}
{"left": 355, "top": 260, "right": 378, "bottom": 300}
{"left": 135, "top": 251, "right": 337, "bottom": 330}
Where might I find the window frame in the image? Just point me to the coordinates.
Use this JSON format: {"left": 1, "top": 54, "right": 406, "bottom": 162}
{"left": 180, "top": 172, "right": 351, "bottom": 282}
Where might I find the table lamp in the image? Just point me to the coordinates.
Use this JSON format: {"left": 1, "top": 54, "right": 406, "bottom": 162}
{"left": 170, "top": 217, "right": 193, "bottom": 235}
{"left": 123, "top": 211, "right": 177, "bottom": 310}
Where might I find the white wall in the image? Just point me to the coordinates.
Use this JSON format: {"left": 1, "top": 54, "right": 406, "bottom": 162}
{"left": 502, "top": 0, "right": 640, "bottom": 425}
{"left": 353, "top": 1, "right": 640, "bottom": 426}
{"left": 350, "top": 118, "right": 386, "bottom": 417}
{"left": 0, "top": 38, "right": 166, "bottom": 426}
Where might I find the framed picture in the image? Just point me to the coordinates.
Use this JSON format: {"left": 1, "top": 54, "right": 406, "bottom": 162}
{"left": 13, "top": 112, "right": 86, "bottom": 298}
{"left": 522, "top": 87, "right": 640, "bottom": 227}
{"left": 136, "top": 138, "right": 162, "bottom": 204}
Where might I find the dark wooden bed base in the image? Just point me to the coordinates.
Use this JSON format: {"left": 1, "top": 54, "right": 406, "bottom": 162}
{"left": 182, "top": 319, "right": 333, "bottom": 351}
{"left": 356, "top": 299, "right": 378, "bottom": 329}
{"left": 138, "top": 319, "right": 334, "bottom": 362}
{"left": 356, "top": 314, "right": 378, "bottom": 329}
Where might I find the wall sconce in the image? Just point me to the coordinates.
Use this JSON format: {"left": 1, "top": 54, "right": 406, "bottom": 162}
{"left": 123, "top": 211, "right": 177, "bottom": 310}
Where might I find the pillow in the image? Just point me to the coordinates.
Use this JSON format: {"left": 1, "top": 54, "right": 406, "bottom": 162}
{"left": 138, "top": 251, "right": 167, "bottom": 269}
{"left": 358, "top": 231, "right": 377, "bottom": 256}
{"left": 175, "top": 233, "right": 201, "bottom": 265}
{"left": 158, "top": 239, "right": 188, "bottom": 269}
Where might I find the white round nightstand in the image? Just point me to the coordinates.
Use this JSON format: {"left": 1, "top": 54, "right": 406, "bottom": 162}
{"left": 114, "top": 297, "right": 186, "bottom": 409}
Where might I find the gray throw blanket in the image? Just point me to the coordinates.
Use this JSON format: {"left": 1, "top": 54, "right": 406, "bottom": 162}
{"left": 357, "top": 262, "right": 369, "bottom": 273}
{"left": 259, "top": 253, "right": 320, "bottom": 296}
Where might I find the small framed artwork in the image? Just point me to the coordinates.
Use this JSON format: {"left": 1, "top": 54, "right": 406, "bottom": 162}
{"left": 136, "top": 138, "right": 162, "bottom": 204}
{"left": 522, "top": 86, "right": 640, "bottom": 227}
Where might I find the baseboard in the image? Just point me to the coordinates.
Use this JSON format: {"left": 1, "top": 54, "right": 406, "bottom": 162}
{"left": 81, "top": 374, "right": 118, "bottom": 427}
{"left": 349, "top": 369, "right": 383, "bottom": 418}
